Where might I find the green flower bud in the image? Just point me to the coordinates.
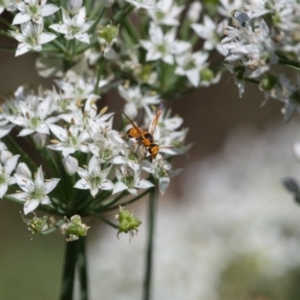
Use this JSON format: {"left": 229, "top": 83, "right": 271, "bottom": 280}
{"left": 260, "top": 75, "right": 277, "bottom": 91}
{"left": 139, "top": 64, "right": 154, "bottom": 83}
{"left": 29, "top": 215, "right": 48, "bottom": 234}
{"left": 200, "top": 68, "right": 214, "bottom": 82}
{"left": 65, "top": 215, "right": 90, "bottom": 242}
{"left": 116, "top": 207, "right": 141, "bottom": 238}
{"left": 98, "top": 25, "right": 119, "bottom": 44}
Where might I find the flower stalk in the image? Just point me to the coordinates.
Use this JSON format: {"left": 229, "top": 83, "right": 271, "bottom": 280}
{"left": 143, "top": 187, "right": 157, "bottom": 300}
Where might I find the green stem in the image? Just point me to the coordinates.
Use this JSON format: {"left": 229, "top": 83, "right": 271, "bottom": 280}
{"left": 92, "top": 213, "right": 119, "bottom": 229}
{"left": 103, "top": 189, "right": 150, "bottom": 212}
{"left": 4, "top": 135, "right": 38, "bottom": 171}
{"left": 60, "top": 240, "right": 79, "bottom": 300}
{"left": 0, "top": 16, "right": 16, "bottom": 30}
{"left": 0, "top": 45, "right": 15, "bottom": 52}
{"left": 94, "top": 56, "right": 105, "bottom": 94}
{"left": 42, "top": 219, "right": 65, "bottom": 235}
{"left": 143, "top": 187, "right": 157, "bottom": 300}
{"left": 77, "top": 237, "right": 89, "bottom": 300}
{"left": 113, "top": 3, "right": 134, "bottom": 23}
{"left": 122, "top": 18, "right": 139, "bottom": 44}
{"left": 88, "top": 6, "right": 106, "bottom": 34}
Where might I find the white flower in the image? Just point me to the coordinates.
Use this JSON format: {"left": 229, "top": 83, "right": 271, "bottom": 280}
{"left": 87, "top": 119, "right": 124, "bottom": 163}
{"left": 13, "top": 0, "right": 59, "bottom": 25}
{"left": 125, "top": 0, "right": 155, "bottom": 9}
{"left": 140, "top": 22, "right": 191, "bottom": 65}
{"left": 148, "top": 0, "right": 184, "bottom": 26}
{"left": 112, "top": 140, "right": 143, "bottom": 172}
{"left": 142, "top": 159, "right": 182, "bottom": 195}
{"left": 118, "top": 85, "right": 160, "bottom": 119}
{"left": 49, "top": 7, "right": 94, "bottom": 43}
{"left": 54, "top": 70, "right": 98, "bottom": 101}
{"left": 187, "top": 1, "right": 202, "bottom": 22}
{"left": 175, "top": 51, "right": 209, "bottom": 87}
{"left": 0, "top": 0, "right": 15, "bottom": 15}
{"left": 9, "top": 165, "right": 60, "bottom": 215}
{"left": 0, "top": 154, "right": 19, "bottom": 198}
{"left": 6, "top": 94, "right": 59, "bottom": 136}
{"left": 10, "top": 22, "right": 56, "bottom": 56}
{"left": 48, "top": 124, "right": 90, "bottom": 157}
{"left": 191, "top": 16, "right": 227, "bottom": 56}
{"left": 113, "top": 166, "right": 153, "bottom": 195}
{"left": 218, "top": 0, "right": 243, "bottom": 17}
{"left": 222, "top": 19, "right": 277, "bottom": 78}
{"left": 74, "top": 155, "right": 114, "bottom": 197}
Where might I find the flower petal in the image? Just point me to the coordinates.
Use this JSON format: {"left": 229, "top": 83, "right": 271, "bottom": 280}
{"left": 40, "top": 4, "right": 59, "bottom": 17}
{"left": 24, "top": 200, "right": 40, "bottom": 215}
{"left": 43, "top": 178, "right": 60, "bottom": 194}
{"left": 13, "top": 13, "right": 31, "bottom": 25}
{"left": 39, "top": 32, "right": 57, "bottom": 44}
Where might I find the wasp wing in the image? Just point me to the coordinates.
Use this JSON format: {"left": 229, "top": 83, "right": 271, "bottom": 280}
{"left": 123, "top": 112, "right": 145, "bottom": 137}
{"left": 150, "top": 102, "right": 163, "bottom": 136}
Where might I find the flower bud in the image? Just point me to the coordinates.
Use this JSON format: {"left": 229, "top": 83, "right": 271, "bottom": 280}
{"left": 98, "top": 25, "right": 119, "bottom": 44}
{"left": 259, "top": 75, "right": 277, "bottom": 91}
{"left": 116, "top": 207, "right": 141, "bottom": 237}
{"left": 28, "top": 215, "right": 48, "bottom": 234}
{"left": 200, "top": 68, "right": 214, "bottom": 82}
{"left": 187, "top": 2, "right": 202, "bottom": 22}
{"left": 65, "top": 215, "right": 90, "bottom": 242}
{"left": 62, "top": 155, "right": 78, "bottom": 175}
{"left": 67, "top": 0, "right": 83, "bottom": 14}
{"left": 32, "top": 133, "right": 47, "bottom": 149}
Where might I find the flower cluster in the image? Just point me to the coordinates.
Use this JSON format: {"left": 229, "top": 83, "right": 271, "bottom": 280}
{"left": 0, "top": 69, "right": 188, "bottom": 239}
{"left": 0, "top": 0, "right": 232, "bottom": 239}
{"left": 221, "top": 0, "right": 300, "bottom": 121}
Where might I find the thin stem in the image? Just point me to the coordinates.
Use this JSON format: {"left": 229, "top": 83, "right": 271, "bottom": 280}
{"left": 103, "top": 189, "right": 150, "bottom": 212}
{"left": 96, "top": 190, "right": 128, "bottom": 211}
{"left": 4, "top": 135, "right": 38, "bottom": 171}
{"left": 0, "top": 16, "right": 16, "bottom": 30}
{"left": 60, "top": 240, "right": 79, "bottom": 300}
{"left": 113, "top": 3, "right": 134, "bottom": 23}
{"left": 0, "top": 45, "right": 15, "bottom": 52}
{"left": 51, "top": 38, "right": 68, "bottom": 54}
{"left": 42, "top": 219, "right": 65, "bottom": 235}
{"left": 143, "top": 187, "right": 157, "bottom": 300}
{"left": 122, "top": 18, "right": 139, "bottom": 45}
{"left": 94, "top": 56, "right": 105, "bottom": 94}
{"left": 92, "top": 212, "right": 119, "bottom": 229}
{"left": 88, "top": 6, "right": 106, "bottom": 34}
{"left": 77, "top": 237, "right": 88, "bottom": 300}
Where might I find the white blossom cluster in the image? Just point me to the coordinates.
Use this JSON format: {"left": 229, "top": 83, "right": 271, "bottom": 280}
{"left": 221, "top": 0, "right": 300, "bottom": 121}
{"left": 0, "top": 0, "right": 227, "bottom": 90}
{"left": 0, "top": 0, "right": 234, "bottom": 234}
{"left": 0, "top": 70, "right": 188, "bottom": 218}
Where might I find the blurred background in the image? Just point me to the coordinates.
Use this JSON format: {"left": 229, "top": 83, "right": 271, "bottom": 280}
{"left": 1, "top": 48, "right": 300, "bottom": 300}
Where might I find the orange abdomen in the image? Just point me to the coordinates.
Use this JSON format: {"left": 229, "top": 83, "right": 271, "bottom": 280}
{"left": 127, "top": 127, "right": 143, "bottom": 138}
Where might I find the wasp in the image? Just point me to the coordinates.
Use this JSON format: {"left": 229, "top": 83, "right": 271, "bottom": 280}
{"left": 123, "top": 103, "right": 164, "bottom": 159}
